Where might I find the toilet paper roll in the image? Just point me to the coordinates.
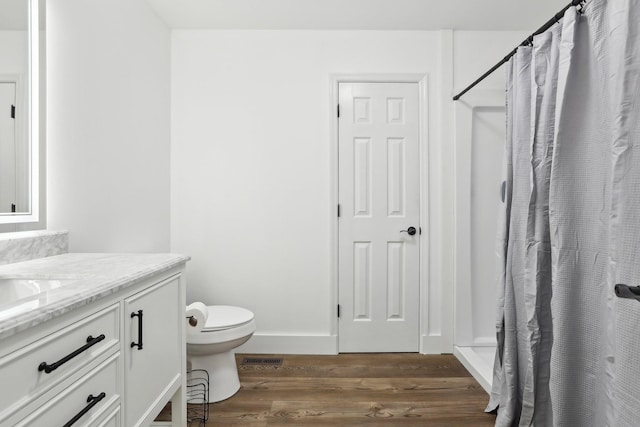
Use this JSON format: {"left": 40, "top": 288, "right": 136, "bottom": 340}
{"left": 186, "top": 302, "right": 208, "bottom": 333}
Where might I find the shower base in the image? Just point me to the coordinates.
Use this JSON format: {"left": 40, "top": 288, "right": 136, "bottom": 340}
{"left": 453, "top": 345, "right": 496, "bottom": 393}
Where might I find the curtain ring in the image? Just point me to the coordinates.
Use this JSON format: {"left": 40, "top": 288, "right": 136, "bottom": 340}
{"left": 576, "top": 0, "right": 587, "bottom": 15}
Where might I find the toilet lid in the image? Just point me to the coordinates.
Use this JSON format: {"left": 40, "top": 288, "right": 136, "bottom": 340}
{"left": 202, "top": 305, "right": 254, "bottom": 331}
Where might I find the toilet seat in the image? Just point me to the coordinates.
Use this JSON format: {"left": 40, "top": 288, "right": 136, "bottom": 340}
{"left": 201, "top": 305, "right": 254, "bottom": 331}
{"left": 186, "top": 305, "right": 256, "bottom": 346}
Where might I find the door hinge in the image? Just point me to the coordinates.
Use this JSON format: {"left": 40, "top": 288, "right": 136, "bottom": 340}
{"left": 337, "top": 304, "right": 341, "bottom": 318}
{"left": 337, "top": 104, "right": 340, "bottom": 118}
{"left": 11, "top": 105, "right": 15, "bottom": 119}
{"left": 419, "top": 226, "right": 422, "bottom": 235}
{"left": 11, "top": 203, "right": 16, "bottom": 213}
{"left": 337, "top": 204, "right": 341, "bottom": 218}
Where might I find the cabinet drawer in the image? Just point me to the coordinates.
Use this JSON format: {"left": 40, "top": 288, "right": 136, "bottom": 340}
{"left": 0, "top": 304, "right": 119, "bottom": 421}
{"left": 14, "top": 353, "right": 120, "bottom": 427}
{"left": 94, "top": 405, "right": 121, "bottom": 427}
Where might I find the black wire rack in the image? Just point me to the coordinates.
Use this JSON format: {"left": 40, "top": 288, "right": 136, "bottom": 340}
{"left": 186, "top": 369, "right": 210, "bottom": 426}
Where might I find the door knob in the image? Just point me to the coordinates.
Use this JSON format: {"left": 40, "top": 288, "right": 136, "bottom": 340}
{"left": 400, "top": 226, "right": 417, "bottom": 236}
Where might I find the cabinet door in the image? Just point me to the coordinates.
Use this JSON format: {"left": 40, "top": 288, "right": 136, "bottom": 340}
{"left": 123, "top": 275, "right": 183, "bottom": 427}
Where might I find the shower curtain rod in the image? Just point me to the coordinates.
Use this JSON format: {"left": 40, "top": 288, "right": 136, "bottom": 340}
{"left": 452, "top": 0, "right": 585, "bottom": 101}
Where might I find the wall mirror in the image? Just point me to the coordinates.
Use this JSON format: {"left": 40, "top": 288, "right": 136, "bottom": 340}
{"left": 0, "top": 0, "right": 41, "bottom": 224}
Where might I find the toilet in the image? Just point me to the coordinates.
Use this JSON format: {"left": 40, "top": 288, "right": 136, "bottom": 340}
{"left": 186, "top": 305, "right": 256, "bottom": 402}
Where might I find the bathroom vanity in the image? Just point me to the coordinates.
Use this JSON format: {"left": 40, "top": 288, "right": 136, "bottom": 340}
{"left": 0, "top": 252, "right": 190, "bottom": 427}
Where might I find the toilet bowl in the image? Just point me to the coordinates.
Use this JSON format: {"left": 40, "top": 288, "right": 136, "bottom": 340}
{"left": 186, "top": 305, "right": 256, "bottom": 402}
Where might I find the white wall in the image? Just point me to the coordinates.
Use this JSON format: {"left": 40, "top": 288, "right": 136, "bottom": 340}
{"left": 46, "top": 0, "right": 171, "bottom": 252}
{"left": 171, "top": 29, "right": 533, "bottom": 354}
{"left": 453, "top": 31, "right": 529, "bottom": 93}
{"left": 171, "top": 30, "right": 444, "bottom": 353}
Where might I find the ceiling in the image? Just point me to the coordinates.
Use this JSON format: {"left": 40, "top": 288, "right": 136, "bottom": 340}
{"left": 146, "top": 0, "right": 567, "bottom": 31}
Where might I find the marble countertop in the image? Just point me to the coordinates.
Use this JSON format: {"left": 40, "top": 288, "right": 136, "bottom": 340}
{"left": 0, "top": 253, "right": 190, "bottom": 340}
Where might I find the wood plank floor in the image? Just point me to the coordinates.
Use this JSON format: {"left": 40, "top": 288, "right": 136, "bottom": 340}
{"left": 201, "top": 353, "right": 496, "bottom": 426}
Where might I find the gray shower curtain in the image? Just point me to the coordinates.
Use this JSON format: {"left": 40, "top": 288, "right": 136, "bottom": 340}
{"left": 488, "top": 1, "right": 640, "bottom": 426}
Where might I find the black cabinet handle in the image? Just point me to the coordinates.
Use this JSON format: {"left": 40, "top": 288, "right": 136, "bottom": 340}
{"left": 131, "top": 310, "right": 143, "bottom": 350}
{"left": 38, "top": 335, "right": 106, "bottom": 374}
{"left": 62, "top": 392, "right": 106, "bottom": 427}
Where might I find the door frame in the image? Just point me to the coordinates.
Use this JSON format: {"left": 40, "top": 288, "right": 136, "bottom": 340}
{"left": 329, "top": 74, "right": 430, "bottom": 353}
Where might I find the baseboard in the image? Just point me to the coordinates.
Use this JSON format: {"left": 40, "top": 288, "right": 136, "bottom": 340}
{"left": 238, "top": 334, "right": 454, "bottom": 355}
{"left": 236, "top": 333, "right": 338, "bottom": 355}
{"left": 421, "top": 335, "right": 453, "bottom": 354}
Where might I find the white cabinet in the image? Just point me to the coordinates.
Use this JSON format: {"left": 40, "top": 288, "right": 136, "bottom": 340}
{"left": 0, "top": 266, "right": 186, "bottom": 427}
{"left": 124, "top": 276, "right": 183, "bottom": 427}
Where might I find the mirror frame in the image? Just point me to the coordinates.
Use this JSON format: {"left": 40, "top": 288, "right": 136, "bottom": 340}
{"left": 0, "top": 0, "right": 39, "bottom": 224}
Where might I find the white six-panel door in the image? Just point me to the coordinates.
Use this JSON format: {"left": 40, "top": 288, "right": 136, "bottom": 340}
{"left": 338, "top": 82, "right": 420, "bottom": 352}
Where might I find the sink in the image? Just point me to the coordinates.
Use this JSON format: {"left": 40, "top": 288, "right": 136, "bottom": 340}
{"left": 0, "top": 278, "right": 82, "bottom": 321}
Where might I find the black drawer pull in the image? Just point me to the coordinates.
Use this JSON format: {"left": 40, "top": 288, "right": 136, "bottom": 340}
{"left": 38, "top": 334, "right": 106, "bottom": 374}
{"left": 131, "top": 310, "right": 143, "bottom": 350}
{"left": 62, "top": 392, "right": 106, "bottom": 427}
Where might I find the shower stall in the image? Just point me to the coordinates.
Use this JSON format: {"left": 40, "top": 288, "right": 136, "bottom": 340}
{"left": 451, "top": 1, "right": 640, "bottom": 423}
{"left": 453, "top": 89, "right": 506, "bottom": 392}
